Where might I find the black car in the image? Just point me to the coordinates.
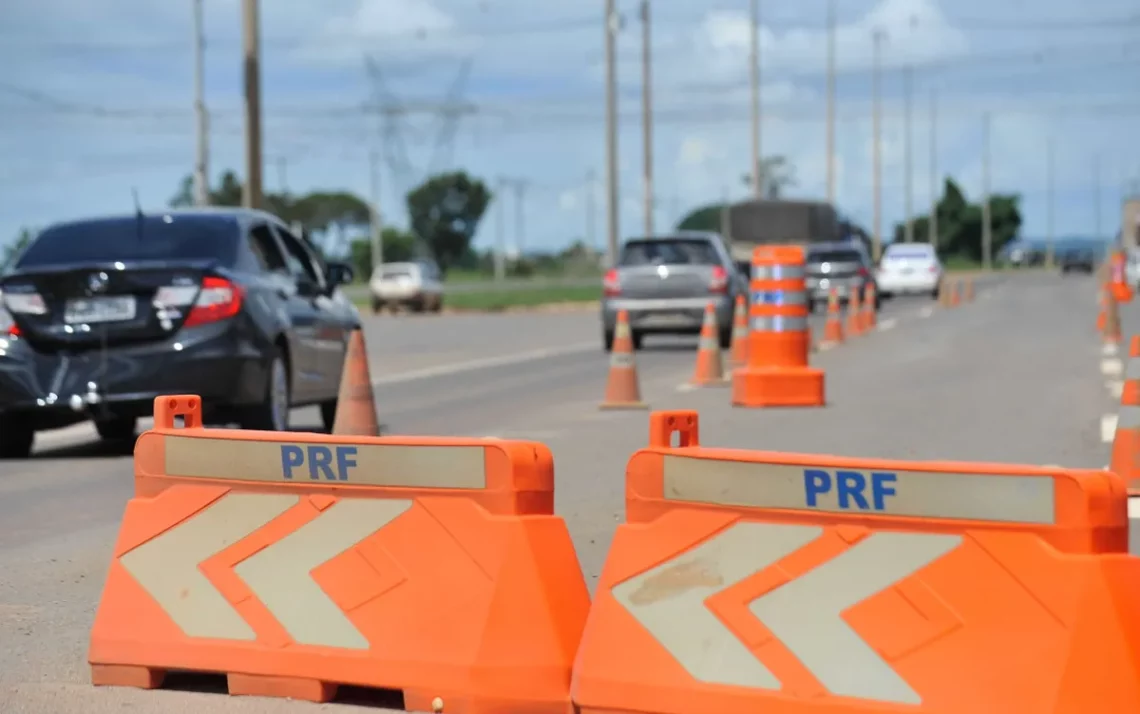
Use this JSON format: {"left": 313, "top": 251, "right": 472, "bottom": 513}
{"left": 0, "top": 208, "right": 361, "bottom": 458}
{"left": 1060, "top": 249, "right": 1095, "bottom": 274}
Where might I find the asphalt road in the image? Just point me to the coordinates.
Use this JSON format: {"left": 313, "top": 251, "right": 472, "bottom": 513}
{"left": 0, "top": 271, "right": 1113, "bottom": 713}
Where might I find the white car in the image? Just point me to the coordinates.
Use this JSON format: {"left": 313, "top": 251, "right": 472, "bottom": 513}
{"left": 368, "top": 261, "right": 444, "bottom": 313}
{"left": 876, "top": 243, "right": 942, "bottom": 299}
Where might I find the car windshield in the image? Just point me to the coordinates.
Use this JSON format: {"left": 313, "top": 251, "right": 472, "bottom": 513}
{"left": 620, "top": 239, "right": 718, "bottom": 267}
{"left": 16, "top": 216, "right": 238, "bottom": 268}
{"left": 807, "top": 249, "right": 861, "bottom": 264}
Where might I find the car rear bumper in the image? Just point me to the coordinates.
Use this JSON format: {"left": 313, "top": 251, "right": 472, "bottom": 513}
{"left": 805, "top": 278, "right": 863, "bottom": 304}
{"left": 0, "top": 321, "right": 268, "bottom": 429}
{"left": 876, "top": 274, "right": 939, "bottom": 294}
{"left": 602, "top": 295, "right": 734, "bottom": 333}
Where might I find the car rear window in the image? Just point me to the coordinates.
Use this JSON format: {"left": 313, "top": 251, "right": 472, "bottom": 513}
{"left": 807, "top": 249, "right": 861, "bottom": 263}
{"left": 380, "top": 266, "right": 414, "bottom": 279}
{"left": 620, "top": 239, "right": 719, "bottom": 267}
{"left": 884, "top": 247, "right": 935, "bottom": 260}
{"left": 16, "top": 216, "right": 238, "bottom": 268}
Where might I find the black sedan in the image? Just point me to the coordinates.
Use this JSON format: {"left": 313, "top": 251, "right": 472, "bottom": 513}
{"left": 0, "top": 208, "right": 361, "bottom": 458}
{"left": 1060, "top": 249, "right": 1096, "bottom": 274}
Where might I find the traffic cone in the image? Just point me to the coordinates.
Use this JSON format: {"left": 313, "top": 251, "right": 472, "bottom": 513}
{"left": 821, "top": 287, "right": 844, "bottom": 345}
{"left": 1098, "top": 282, "right": 1109, "bottom": 333}
{"left": 690, "top": 303, "right": 730, "bottom": 386}
{"left": 600, "top": 310, "right": 648, "bottom": 410}
{"left": 949, "top": 279, "right": 961, "bottom": 307}
{"left": 863, "top": 283, "right": 878, "bottom": 331}
{"left": 1110, "top": 335, "right": 1140, "bottom": 487}
{"left": 939, "top": 277, "right": 951, "bottom": 307}
{"left": 729, "top": 295, "right": 749, "bottom": 367}
{"left": 331, "top": 329, "right": 380, "bottom": 436}
{"left": 846, "top": 285, "right": 864, "bottom": 337}
{"left": 1105, "top": 288, "right": 1123, "bottom": 345}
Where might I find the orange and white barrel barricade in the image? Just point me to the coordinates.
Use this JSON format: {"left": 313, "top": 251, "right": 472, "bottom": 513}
{"left": 1111, "top": 249, "right": 1134, "bottom": 304}
{"left": 89, "top": 395, "right": 590, "bottom": 713}
{"left": 732, "top": 245, "right": 824, "bottom": 407}
{"left": 572, "top": 410, "right": 1140, "bottom": 714}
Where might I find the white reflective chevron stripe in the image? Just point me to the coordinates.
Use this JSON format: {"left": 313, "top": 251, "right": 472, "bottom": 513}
{"left": 698, "top": 336, "right": 720, "bottom": 351}
{"left": 612, "top": 522, "right": 821, "bottom": 688}
{"left": 749, "top": 531, "right": 962, "bottom": 703}
{"left": 751, "top": 315, "right": 808, "bottom": 332}
{"left": 120, "top": 493, "right": 299, "bottom": 640}
{"left": 234, "top": 498, "right": 413, "bottom": 649}
{"left": 611, "top": 351, "right": 636, "bottom": 368}
{"left": 752, "top": 264, "right": 805, "bottom": 280}
{"left": 613, "top": 523, "right": 962, "bottom": 702}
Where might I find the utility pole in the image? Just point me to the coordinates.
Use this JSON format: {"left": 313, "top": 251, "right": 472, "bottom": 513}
{"left": 240, "top": 0, "right": 263, "bottom": 209}
{"left": 825, "top": 0, "right": 837, "bottom": 205}
{"left": 639, "top": 0, "right": 654, "bottom": 236}
{"left": 494, "top": 176, "right": 506, "bottom": 281}
{"left": 871, "top": 29, "right": 885, "bottom": 261}
{"left": 903, "top": 64, "right": 914, "bottom": 243}
{"left": 1094, "top": 154, "right": 1102, "bottom": 241}
{"left": 368, "top": 149, "right": 383, "bottom": 270}
{"left": 604, "top": 0, "right": 621, "bottom": 267}
{"left": 586, "top": 169, "right": 597, "bottom": 258}
{"left": 929, "top": 90, "right": 938, "bottom": 249}
{"left": 192, "top": 0, "right": 210, "bottom": 206}
{"left": 749, "top": 0, "right": 763, "bottom": 198}
{"left": 513, "top": 180, "right": 528, "bottom": 258}
{"left": 1046, "top": 137, "right": 1055, "bottom": 268}
{"left": 981, "top": 113, "right": 993, "bottom": 270}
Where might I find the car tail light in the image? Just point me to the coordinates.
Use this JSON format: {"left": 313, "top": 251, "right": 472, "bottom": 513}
{"left": 857, "top": 266, "right": 870, "bottom": 278}
{"left": 156, "top": 277, "right": 243, "bottom": 327}
{"left": 6, "top": 323, "right": 19, "bottom": 337}
{"left": 3, "top": 291, "right": 47, "bottom": 316}
{"left": 709, "top": 265, "right": 729, "bottom": 293}
{"left": 928, "top": 265, "right": 939, "bottom": 273}
{"left": 603, "top": 268, "right": 621, "bottom": 297}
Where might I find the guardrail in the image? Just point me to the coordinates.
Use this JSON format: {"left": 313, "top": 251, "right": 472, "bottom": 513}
{"left": 342, "top": 276, "right": 600, "bottom": 298}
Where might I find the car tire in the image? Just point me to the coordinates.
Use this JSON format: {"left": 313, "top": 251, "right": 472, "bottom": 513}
{"left": 603, "top": 329, "right": 615, "bottom": 352}
{"left": 371, "top": 297, "right": 383, "bottom": 314}
{"left": 95, "top": 416, "right": 137, "bottom": 442}
{"left": 240, "top": 349, "right": 291, "bottom": 432}
{"left": 431, "top": 297, "right": 443, "bottom": 313}
{"left": 319, "top": 399, "right": 337, "bottom": 433}
{"left": 0, "top": 418, "right": 33, "bottom": 459}
{"left": 631, "top": 331, "right": 644, "bottom": 350}
{"left": 719, "top": 327, "right": 733, "bottom": 350}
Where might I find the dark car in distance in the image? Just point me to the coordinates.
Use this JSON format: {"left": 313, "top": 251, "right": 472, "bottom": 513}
{"left": 1060, "top": 248, "right": 1095, "bottom": 275}
{"left": 0, "top": 208, "right": 361, "bottom": 458}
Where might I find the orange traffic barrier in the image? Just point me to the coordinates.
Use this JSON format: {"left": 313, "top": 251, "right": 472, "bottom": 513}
{"left": 571, "top": 410, "right": 1140, "bottom": 714}
{"left": 862, "top": 283, "right": 877, "bottom": 331}
{"left": 846, "top": 281, "right": 864, "bottom": 336}
{"left": 689, "top": 304, "right": 729, "bottom": 387}
{"left": 729, "top": 295, "right": 749, "bottom": 367}
{"left": 90, "top": 395, "right": 590, "bottom": 714}
{"left": 331, "top": 329, "right": 379, "bottom": 436}
{"left": 1105, "top": 288, "right": 1123, "bottom": 345}
{"left": 602, "top": 310, "right": 649, "bottom": 409}
{"left": 1110, "top": 249, "right": 1134, "bottom": 304}
{"left": 1110, "top": 335, "right": 1140, "bottom": 489}
{"left": 732, "top": 246, "right": 824, "bottom": 407}
{"left": 821, "top": 288, "right": 844, "bottom": 346}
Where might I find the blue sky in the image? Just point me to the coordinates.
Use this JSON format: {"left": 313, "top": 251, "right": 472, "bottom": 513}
{"left": 1, "top": 0, "right": 1138, "bottom": 258}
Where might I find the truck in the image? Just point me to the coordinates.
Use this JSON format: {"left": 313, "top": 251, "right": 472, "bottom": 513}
{"left": 721, "top": 199, "right": 845, "bottom": 266}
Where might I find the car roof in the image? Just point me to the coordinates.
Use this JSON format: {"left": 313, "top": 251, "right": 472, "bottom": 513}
{"left": 41, "top": 207, "right": 286, "bottom": 235}
{"left": 623, "top": 231, "right": 725, "bottom": 243}
{"left": 807, "top": 241, "right": 865, "bottom": 253}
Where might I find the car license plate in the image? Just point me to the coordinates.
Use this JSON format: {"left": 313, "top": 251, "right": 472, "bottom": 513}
{"left": 640, "top": 313, "right": 688, "bottom": 327}
{"left": 63, "top": 296, "right": 136, "bottom": 324}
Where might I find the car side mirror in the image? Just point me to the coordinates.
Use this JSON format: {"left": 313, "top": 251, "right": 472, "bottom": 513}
{"left": 325, "top": 261, "right": 354, "bottom": 287}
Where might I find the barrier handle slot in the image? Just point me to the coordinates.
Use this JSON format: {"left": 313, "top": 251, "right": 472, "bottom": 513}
{"left": 649, "top": 411, "right": 700, "bottom": 448}
{"left": 152, "top": 394, "right": 204, "bottom": 429}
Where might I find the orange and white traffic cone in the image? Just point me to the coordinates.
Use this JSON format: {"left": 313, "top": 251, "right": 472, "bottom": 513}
{"left": 1105, "top": 288, "right": 1123, "bottom": 345}
{"left": 1097, "top": 284, "right": 1108, "bottom": 333}
{"left": 821, "top": 288, "right": 844, "bottom": 346}
{"left": 689, "top": 303, "right": 730, "bottom": 386}
{"left": 948, "top": 279, "right": 961, "bottom": 307}
{"left": 1110, "top": 335, "right": 1140, "bottom": 488}
{"left": 600, "top": 310, "right": 648, "bottom": 409}
{"left": 846, "top": 285, "right": 864, "bottom": 337}
{"left": 729, "top": 295, "right": 749, "bottom": 367}
{"left": 331, "top": 329, "right": 380, "bottom": 436}
{"left": 862, "top": 283, "right": 877, "bottom": 331}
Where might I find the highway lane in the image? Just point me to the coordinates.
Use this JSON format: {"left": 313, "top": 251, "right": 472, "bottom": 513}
{"left": 2, "top": 276, "right": 1069, "bottom": 714}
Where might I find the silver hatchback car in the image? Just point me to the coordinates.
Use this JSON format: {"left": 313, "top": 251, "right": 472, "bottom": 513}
{"left": 600, "top": 232, "right": 748, "bottom": 351}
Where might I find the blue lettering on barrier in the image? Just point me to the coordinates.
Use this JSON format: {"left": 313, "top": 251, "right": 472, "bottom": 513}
{"left": 752, "top": 290, "right": 785, "bottom": 305}
{"left": 803, "top": 468, "right": 898, "bottom": 511}
{"left": 279, "top": 444, "right": 358, "bottom": 481}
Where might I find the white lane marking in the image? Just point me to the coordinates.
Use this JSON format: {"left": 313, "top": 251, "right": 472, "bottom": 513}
{"left": 676, "top": 382, "right": 698, "bottom": 392}
{"left": 1109, "top": 380, "right": 1124, "bottom": 399}
{"left": 816, "top": 341, "right": 838, "bottom": 352}
{"left": 370, "top": 341, "right": 597, "bottom": 386}
{"left": 1103, "top": 342, "right": 1119, "bottom": 357}
{"left": 877, "top": 318, "right": 898, "bottom": 332}
{"left": 1102, "top": 413, "right": 1119, "bottom": 443}
{"left": 918, "top": 306, "right": 935, "bottom": 318}
{"left": 1102, "top": 358, "right": 1123, "bottom": 377}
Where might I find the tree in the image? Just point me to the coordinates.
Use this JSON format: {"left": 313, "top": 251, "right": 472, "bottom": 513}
{"left": 892, "top": 177, "right": 1022, "bottom": 262}
{"left": 676, "top": 204, "right": 728, "bottom": 232}
{"left": 739, "top": 156, "right": 797, "bottom": 199}
{"left": 405, "top": 171, "right": 491, "bottom": 271}
{"left": 1, "top": 228, "right": 36, "bottom": 271}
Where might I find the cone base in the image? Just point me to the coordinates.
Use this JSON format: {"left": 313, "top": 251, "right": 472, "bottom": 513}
{"left": 732, "top": 366, "right": 825, "bottom": 408}
{"left": 599, "top": 401, "right": 650, "bottom": 410}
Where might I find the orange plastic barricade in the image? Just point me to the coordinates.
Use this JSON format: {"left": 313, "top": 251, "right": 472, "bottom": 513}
{"left": 572, "top": 410, "right": 1140, "bottom": 714}
{"left": 733, "top": 246, "right": 824, "bottom": 408}
{"left": 90, "top": 395, "right": 590, "bottom": 714}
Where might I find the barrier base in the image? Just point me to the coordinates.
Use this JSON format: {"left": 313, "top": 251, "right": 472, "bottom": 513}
{"left": 731, "top": 366, "right": 825, "bottom": 407}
